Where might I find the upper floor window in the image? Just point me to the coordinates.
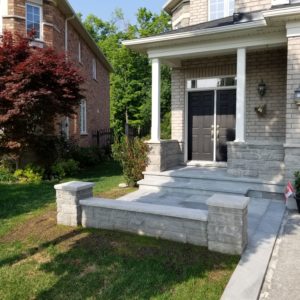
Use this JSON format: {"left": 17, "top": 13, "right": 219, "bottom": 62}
{"left": 92, "top": 58, "right": 97, "bottom": 80}
{"left": 78, "top": 41, "right": 82, "bottom": 63}
{"left": 26, "top": 3, "right": 42, "bottom": 40}
{"left": 209, "top": 0, "right": 235, "bottom": 21}
{"left": 80, "top": 99, "right": 87, "bottom": 134}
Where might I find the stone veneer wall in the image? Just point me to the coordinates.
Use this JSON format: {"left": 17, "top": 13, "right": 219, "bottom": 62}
{"left": 227, "top": 143, "right": 285, "bottom": 181}
{"left": 285, "top": 36, "right": 300, "bottom": 180}
{"left": 235, "top": 0, "right": 271, "bottom": 13}
{"left": 55, "top": 181, "right": 250, "bottom": 255}
{"left": 146, "top": 140, "right": 184, "bottom": 172}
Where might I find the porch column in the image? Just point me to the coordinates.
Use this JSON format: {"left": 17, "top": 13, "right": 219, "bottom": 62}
{"left": 235, "top": 48, "right": 246, "bottom": 142}
{"left": 151, "top": 58, "right": 161, "bottom": 142}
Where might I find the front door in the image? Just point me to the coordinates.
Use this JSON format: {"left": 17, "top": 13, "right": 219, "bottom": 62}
{"left": 188, "top": 89, "right": 236, "bottom": 162}
{"left": 188, "top": 91, "right": 214, "bottom": 161}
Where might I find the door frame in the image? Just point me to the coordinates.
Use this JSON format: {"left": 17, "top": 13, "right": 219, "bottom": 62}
{"left": 184, "top": 77, "right": 237, "bottom": 163}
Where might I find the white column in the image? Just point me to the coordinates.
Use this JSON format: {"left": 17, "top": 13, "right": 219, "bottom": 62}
{"left": 151, "top": 58, "right": 161, "bottom": 142}
{"left": 235, "top": 48, "right": 246, "bottom": 143}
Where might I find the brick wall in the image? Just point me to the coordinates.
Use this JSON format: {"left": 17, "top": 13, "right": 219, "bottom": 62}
{"left": 236, "top": 0, "right": 271, "bottom": 13}
{"left": 2, "top": 0, "right": 110, "bottom": 148}
{"left": 171, "top": 49, "right": 287, "bottom": 144}
{"left": 284, "top": 36, "right": 300, "bottom": 180}
{"left": 172, "top": 1, "right": 190, "bottom": 28}
{"left": 189, "top": 0, "right": 207, "bottom": 25}
{"left": 170, "top": 0, "right": 273, "bottom": 27}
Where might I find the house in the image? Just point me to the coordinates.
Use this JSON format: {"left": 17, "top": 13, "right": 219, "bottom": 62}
{"left": 0, "top": 0, "right": 112, "bottom": 148}
{"left": 124, "top": 0, "right": 300, "bottom": 183}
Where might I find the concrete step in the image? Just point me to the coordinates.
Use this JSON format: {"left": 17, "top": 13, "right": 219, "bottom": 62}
{"left": 138, "top": 178, "right": 248, "bottom": 196}
{"left": 139, "top": 171, "right": 284, "bottom": 197}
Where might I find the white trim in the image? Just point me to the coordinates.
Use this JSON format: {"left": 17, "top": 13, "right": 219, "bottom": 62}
{"left": 235, "top": 48, "right": 246, "bottom": 143}
{"left": 26, "top": 2, "right": 43, "bottom": 41}
{"left": 151, "top": 58, "right": 161, "bottom": 142}
{"left": 173, "top": 12, "right": 190, "bottom": 28}
{"left": 286, "top": 21, "right": 300, "bottom": 37}
{"left": 272, "top": 0, "right": 289, "bottom": 5}
{"left": 123, "top": 20, "right": 267, "bottom": 48}
{"left": 147, "top": 32, "right": 286, "bottom": 59}
{"left": 263, "top": 6, "right": 300, "bottom": 18}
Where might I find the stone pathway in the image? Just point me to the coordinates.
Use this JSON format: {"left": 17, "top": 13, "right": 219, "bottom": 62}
{"left": 260, "top": 211, "right": 300, "bottom": 300}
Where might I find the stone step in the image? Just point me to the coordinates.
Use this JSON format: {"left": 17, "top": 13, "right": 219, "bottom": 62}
{"left": 138, "top": 178, "right": 249, "bottom": 196}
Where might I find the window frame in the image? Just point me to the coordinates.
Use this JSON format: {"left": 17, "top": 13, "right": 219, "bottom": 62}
{"left": 26, "top": 2, "right": 43, "bottom": 41}
{"left": 80, "top": 99, "right": 87, "bottom": 135}
{"left": 208, "top": 0, "right": 235, "bottom": 21}
{"left": 78, "top": 41, "right": 82, "bottom": 64}
{"left": 92, "top": 58, "right": 97, "bottom": 80}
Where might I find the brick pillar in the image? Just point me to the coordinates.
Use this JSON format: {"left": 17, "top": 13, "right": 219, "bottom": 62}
{"left": 285, "top": 23, "right": 300, "bottom": 181}
{"left": 55, "top": 181, "right": 94, "bottom": 226}
{"left": 207, "top": 194, "right": 250, "bottom": 255}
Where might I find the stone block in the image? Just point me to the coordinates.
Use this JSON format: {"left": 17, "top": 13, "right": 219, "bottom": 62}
{"left": 208, "top": 241, "right": 245, "bottom": 255}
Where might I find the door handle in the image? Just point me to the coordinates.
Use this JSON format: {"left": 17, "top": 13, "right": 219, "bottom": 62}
{"left": 216, "top": 125, "right": 220, "bottom": 140}
{"left": 211, "top": 125, "right": 214, "bottom": 141}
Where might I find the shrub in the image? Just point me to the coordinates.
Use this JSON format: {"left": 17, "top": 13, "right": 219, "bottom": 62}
{"left": 71, "top": 147, "right": 104, "bottom": 168}
{"left": 51, "top": 159, "right": 80, "bottom": 180}
{"left": 13, "top": 165, "right": 44, "bottom": 184}
{"left": 112, "top": 136, "right": 149, "bottom": 187}
{"left": 0, "top": 166, "right": 16, "bottom": 183}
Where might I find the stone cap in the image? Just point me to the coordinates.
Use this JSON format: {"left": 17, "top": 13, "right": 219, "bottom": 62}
{"left": 54, "top": 181, "right": 95, "bottom": 192}
{"left": 80, "top": 198, "right": 208, "bottom": 221}
{"left": 206, "top": 194, "right": 250, "bottom": 210}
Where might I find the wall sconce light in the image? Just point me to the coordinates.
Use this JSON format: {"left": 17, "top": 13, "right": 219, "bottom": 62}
{"left": 257, "top": 80, "right": 267, "bottom": 97}
{"left": 294, "top": 86, "right": 300, "bottom": 110}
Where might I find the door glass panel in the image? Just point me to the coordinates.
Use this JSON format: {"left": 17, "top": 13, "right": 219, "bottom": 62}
{"left": 187, "top": 77, "right": 236, "bottom": 89}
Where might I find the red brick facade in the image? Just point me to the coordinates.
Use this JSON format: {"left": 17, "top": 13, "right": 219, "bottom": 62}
{"left": 1, "top": 0, "right": 111, "bottom": 147}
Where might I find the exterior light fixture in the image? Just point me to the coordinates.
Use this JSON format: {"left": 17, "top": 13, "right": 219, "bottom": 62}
{"left": 294, "top": 86, "right": 300, "bottom": 110}
{"left": 257, "top": 80, "right": 266, "bottom": 97}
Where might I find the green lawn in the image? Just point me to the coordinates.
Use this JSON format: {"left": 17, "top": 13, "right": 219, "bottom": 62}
{"left": 0, "top": 161, "right": 239, "bottom": 300}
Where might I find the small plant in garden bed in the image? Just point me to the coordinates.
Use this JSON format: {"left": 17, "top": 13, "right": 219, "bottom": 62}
{"left": 13, "top": 165, "right": 44, "bottom": 184}
{"left": 294, "top": 171, "right": 300, "bottom": 212}
{"left": 112, "top": 136, "right": 149, "bottom": 187}
{"left": 50, "top": 159, "right": 80, "bottom": 180}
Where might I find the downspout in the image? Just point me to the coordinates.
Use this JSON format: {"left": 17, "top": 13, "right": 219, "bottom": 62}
{"left": 64, "top": 15, "right": 75, "bottom": 140}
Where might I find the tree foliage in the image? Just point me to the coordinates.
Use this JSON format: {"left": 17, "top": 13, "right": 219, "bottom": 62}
{"left": 83, "top": 8, "right": 171, "bottom": 136}
{"left": 0, "top": 31, "right": 84, "bottom": 159}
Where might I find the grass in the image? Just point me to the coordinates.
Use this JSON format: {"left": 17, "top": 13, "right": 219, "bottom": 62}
{"left": 0, "top": 160, "right": 239, "bottom": 300}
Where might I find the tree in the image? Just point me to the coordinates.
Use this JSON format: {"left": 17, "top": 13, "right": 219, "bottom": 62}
{"left": 82, "top": 8, "right": 171, "bottom": 137}
{"left": 0, "top": 31, "right": 84, "bottom": 163}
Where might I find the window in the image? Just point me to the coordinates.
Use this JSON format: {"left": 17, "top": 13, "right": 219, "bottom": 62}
{"left": 92, "top": 58, "right": 97, "bottom": 80}
{"left": 26, "top": 3, "right": 42, "bottom": 40}
{"left": 80, "top": 100, "right": 87, "bottom": 134}
{"left": 187, "top": 77, "right": 237, "bottom": 89}
{"left": 209, "top": 0, "right": 235, "bottom": 21}
{"left": 78, "top": 41, "right": 82, "bottom": 63}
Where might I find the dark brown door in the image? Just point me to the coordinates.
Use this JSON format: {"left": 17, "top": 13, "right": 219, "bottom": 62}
{"left": 216, "top": 89, "right": 236, "bottom": 162}
{"left": 188, "top": 91, "right": 214, "bottom": 161}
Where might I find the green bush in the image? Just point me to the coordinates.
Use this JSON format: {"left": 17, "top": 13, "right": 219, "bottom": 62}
{"left": 112, "top": 136, "right": 149, "bottom": 187}
{"left": 71, "top": 147, "right": 104, "bottom": 168}
{"left": 51, "top": 159, "right": 80, "bottom": 180}
{"left": 13, "top": 165, "right": 44, "bottom": 184}
{"left": 0, "top": 166, "right": 16, "bottom": 183}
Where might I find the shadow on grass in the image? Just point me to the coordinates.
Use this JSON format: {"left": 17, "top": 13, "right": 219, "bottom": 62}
{"left": 0, "top": 161, "right": 123, "bottom": 226}
{"left": 32, "top": 229, "right": 238, "bottom": 300}
{"left": 0, "top": 182, "right": 55, "bottom": 221}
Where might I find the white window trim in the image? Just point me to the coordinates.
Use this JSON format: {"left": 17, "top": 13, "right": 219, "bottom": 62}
{"left": 208, "top": 0, "right": 235, "bottom": 21}
{"left": 26, "top": 2, "right": 43, "bottom": 41}
{"left": 80, "top": 99, "right": 87, "bottom": 135}
{"left": 78, "top": 41, "right": 82, "bottom": 64}
{"left": 92, "top": 58, "right": 97, "bottom": 80}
